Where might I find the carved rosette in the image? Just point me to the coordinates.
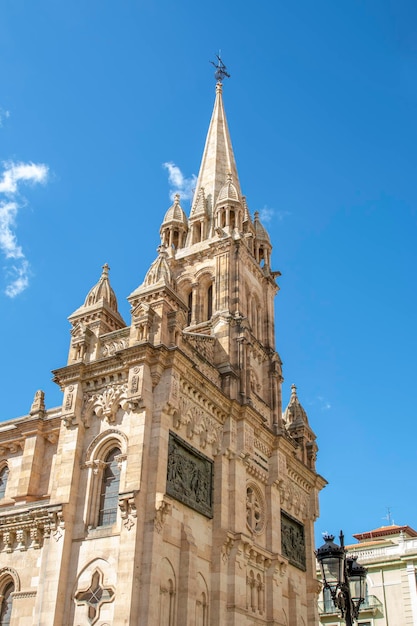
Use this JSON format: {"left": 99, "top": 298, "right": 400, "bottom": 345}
{"left": 0, "top": 507, "right": 64, "bottom": 552}
{"left": 82, "top": 383, "right": 129, "bottom": 426}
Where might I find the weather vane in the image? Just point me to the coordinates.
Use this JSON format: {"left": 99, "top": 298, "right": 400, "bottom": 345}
{"left": 210, "top": 53, "right": 230, "bottom": 83}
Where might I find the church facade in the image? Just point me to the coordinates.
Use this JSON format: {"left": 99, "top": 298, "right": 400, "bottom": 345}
{"left": 0, "top": 77, "right": 326, "bottom": 625}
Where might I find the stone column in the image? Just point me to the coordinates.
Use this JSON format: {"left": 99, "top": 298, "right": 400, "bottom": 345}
{"left": 177, "top": 522, "right": 198, "bottom": 626}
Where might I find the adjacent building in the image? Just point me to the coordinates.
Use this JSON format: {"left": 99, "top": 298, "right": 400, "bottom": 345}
{"left": 0, "top": 74, "right": 326, "bottom": 625}
{"left": 318, "top": 524, "right": 417, "bottom": 626}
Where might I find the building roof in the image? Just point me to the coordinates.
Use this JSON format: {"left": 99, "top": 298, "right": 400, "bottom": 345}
{"left": 353, "top": 524, "right": 417, "bottom": 541}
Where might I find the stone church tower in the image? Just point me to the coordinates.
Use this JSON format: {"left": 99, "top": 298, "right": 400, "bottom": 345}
{"left": 0, "top": 75, "right": 326, "bottom": 625}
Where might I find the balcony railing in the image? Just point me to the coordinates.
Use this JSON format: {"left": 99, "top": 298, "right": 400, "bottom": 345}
{"left": 318, "top": 595, "right": 383, "bottom": 616}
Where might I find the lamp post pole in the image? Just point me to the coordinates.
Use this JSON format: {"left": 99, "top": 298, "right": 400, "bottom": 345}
{"left": 315, "top": 531, "right": 367, "bottom": 625}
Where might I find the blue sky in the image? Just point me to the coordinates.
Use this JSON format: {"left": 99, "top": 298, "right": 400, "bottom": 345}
{"left": 1, "top": 0, "right": 416, "bottom": 545}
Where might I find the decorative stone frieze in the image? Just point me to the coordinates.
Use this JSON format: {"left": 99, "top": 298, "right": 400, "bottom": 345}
{"left": 100, "top": 328, "right": 129, "bottom": 358}
{"left": 0, "top": 441, "right": 24, "bottom": 456}
{"left": 170, "top": 392, "right": 223, "bottom": 454}
{"left": 183, "top": 332, "right": 216, "bottom": 363}
{"left": 278, "top": 477, "right": 310, "bottom": 519}
{"left": 0, "top": 505, "right": 64, "bottom": 552}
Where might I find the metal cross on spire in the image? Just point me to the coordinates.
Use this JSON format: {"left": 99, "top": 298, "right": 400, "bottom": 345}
{"left": 210, "top": 53, "right": 230, "bottom": 83}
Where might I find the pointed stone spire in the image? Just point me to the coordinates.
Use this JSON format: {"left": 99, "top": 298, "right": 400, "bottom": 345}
{"left": 283, "top": 384, "right": 317, "bottom": 470}
{"left": 143, "top": 245, "right": 173, "bottom": 288}
{"left": 191, "top": 82, "right": 242, "bottom": 222}
{"left": 283, "top": 384, "right": 309, "bottom": 427}
{"left": 84, "top": 263, "right": 119, "bottom": 313}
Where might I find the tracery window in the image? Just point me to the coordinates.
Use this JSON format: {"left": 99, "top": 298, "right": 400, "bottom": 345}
{"left": 0, "top": 581, "right": 14, "bottom": 626}
{"left": 246, "top": 484, "right": 265, "bottom": 534}
{"left": 0, "top": 467, "right": 9, "bottom": 500}
{"left": 75, "top": 569, "right": 114, "bottom": 625}
{"left": 98, "top": 448, "right": 121, "bottom": 527}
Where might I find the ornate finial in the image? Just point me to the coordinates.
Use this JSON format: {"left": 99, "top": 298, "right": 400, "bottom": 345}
{"left": 30, "top": 390, "right": 45, "bottom": 415}
{"left": 210, "top": 53, "right": 230, "bottom": 84}
{"left": 174, "top": 193, "right": 180, "bottom": 204}
{"left": 102, "top": 263, "right": 110, "bottom": 276}
{"left": 291, "top": 383, "right": 297, "bottom": 395}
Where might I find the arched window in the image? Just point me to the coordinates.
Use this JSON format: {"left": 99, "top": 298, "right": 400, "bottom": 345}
{"left": 0, "top": 467, "right": 9, "bottom": 500}
{"left": 207, "top": 285, "right": 213, "bottom": 320}
{"left": 98, "top": 448, "right": 121, "bottom": 527}
{"left": 187, "top": 292, "right": 193, "bottom": 326}
{"left": 0, "top": 581, "right": 14, "bottom": 626}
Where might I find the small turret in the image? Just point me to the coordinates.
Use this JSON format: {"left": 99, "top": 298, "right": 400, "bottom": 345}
{"left": 160, "top": 194, "right": 188, "bottom": 253}
{"left": 214, "top": 172, "right": 243, "bottom": 234}
{"left": 253, "top": 211, "right": 272, "bottom": 268}
{"left": 283, "top": 385, "right": 318, "bottom": 469}
{"left": 67, "top": 264, "right": 126, "bottom": 364}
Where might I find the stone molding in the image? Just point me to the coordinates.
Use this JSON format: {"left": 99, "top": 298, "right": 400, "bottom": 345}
{"left": 0, "top": 505, "right": 64, "bottom": 552}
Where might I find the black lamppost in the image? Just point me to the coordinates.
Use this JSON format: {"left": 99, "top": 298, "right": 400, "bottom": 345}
{"left": 315, "top": 531, "right": 367, "bottom": 626}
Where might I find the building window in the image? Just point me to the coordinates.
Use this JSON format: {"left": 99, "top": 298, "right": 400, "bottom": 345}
{"left": 98, "top": 448, "right": 121, "bottom": 527}
{"left": 246, "top": 483, "right": 265, "bottom": 534}
{"left": 75, "top": 569, "right": 114, "bottom": 625}
{"left": 323, "top": 587, "right": 333, "bottom": 613}
{"left": 0, "top": 581, "right": 14, "bottom": 626}
{"left": 207, "top": 285, "right": 213, "bottom": 320}
{"left": 0, "top": 467, "right": 9, "bottom": 500}
{"left": 187, "top": 292, "right": 193, "bottom": 326}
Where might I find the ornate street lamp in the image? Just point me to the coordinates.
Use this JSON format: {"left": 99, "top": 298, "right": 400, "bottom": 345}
{"left": 315, "top": 531, "right": 367, "bottom": 626}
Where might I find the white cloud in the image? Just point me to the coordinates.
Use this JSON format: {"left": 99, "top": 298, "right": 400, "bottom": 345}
{"left": 0, "top": 109, "right": 10, "bottom": 127}
{"left": 0, "top": 201, "right": 24, "bottom": 259}
{"left": 317, "top": 395, "right": 332, "bottom": 411}
{"left": 0, "top": 161, "right": 49, "bottom": 298}
{"left": 0, "top": 162, "right": 48, "bottom": 195}
{"left": 5, "top": 260, "right": 30, "bottom": 298}
{"left": 259, "top": 205, "right": 291, "bottom": 223}
{"left": 163, "top": 162, "right": 196, "bottom": 202}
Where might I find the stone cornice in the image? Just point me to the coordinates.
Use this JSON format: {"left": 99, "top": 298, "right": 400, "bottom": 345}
{"left": 0, "top": 502, "right": 64, "bottom": 551}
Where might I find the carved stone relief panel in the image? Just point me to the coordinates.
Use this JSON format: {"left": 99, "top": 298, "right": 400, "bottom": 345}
{"left": 82, "top": 383, "right": 128, "bottom": 426}
{"left": 166, "top": 432, "right": 213, "bottom": 518}
{"left": 280, "top": 510, "right": 306, "bottom": 571}
{"left": 173, "top": 395, "right": 222, "bottom": 454}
